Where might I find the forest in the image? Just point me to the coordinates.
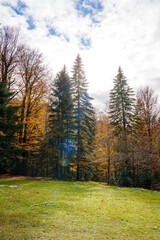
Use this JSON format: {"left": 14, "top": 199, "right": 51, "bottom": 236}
{"left": 0, "top": 26, "right": 160, "bottom": 189}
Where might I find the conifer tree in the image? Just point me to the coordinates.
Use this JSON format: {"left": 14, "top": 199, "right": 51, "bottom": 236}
{"left": 49, "top": 66, "right": 74, "bottom": 179}
{"left": 71, "top": 54, "right": 95, "bottom": 180}
{"left": 109, "top": 67, "right": 135, "bottom": 186}
{"left": 109, "top": 67, "right": 135, "bottom": 135}
{"left": 0, "top": 81, "right": 20, "bottom": 173}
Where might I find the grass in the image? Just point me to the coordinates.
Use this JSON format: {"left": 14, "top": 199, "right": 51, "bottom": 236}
{"left": 0, "top": 180, "right": 160, "bottom": 240}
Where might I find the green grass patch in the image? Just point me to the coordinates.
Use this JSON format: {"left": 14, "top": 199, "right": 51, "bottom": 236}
{"left": 0, "top": 180, "right": 160, "bottom": 239}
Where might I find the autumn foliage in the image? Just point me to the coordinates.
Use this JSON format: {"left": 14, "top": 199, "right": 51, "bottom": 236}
{"left": 0, "top": 26, "right": 159, "bottom": 189}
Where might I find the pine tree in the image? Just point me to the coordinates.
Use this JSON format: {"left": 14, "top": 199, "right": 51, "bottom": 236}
{"left": 109, "top": 67, "right": 135, "bottom": 135}
{"left": 0, "top": 81, "right": 20, "bottom": 173}
{"left": 71, "top": 54, "right": 95, "bottom": 180}
{"left": 49, "top": 66, "right": 74, "bottom": 179}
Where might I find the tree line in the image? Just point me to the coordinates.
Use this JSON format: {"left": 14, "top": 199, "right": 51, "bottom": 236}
{"left": 0, "top": 26, "right": 159, "bottom": 189}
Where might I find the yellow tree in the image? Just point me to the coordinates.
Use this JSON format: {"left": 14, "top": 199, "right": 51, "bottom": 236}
{"left": 93, "top": 113, "right": 115, "bottom": 184}
{"left": 17, "top": 46, "right": 49, "bottom": 175}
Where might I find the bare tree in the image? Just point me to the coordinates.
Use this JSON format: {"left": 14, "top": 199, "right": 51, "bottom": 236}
{"left": 137, "top": 86, "right": 159, "bottom": 139}
{"left": 135, "top": 86, "right": 160, "bottom": 187}
{"left": 0, "top": 26, "right": 23, "bottom": 172}
{"left": 0, "top": 26, "right": 22, "bottom": 90}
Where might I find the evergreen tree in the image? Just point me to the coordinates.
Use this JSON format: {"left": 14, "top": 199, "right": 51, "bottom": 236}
{"left": 71, "top": 54, "right": 95, "bottom": 180}
{"left": 109, "top": 67, "right": 135, "bottom": 135}
{"left": 0, "top": 81, "right": 20, "bottom": 173}
{"left": 109, "top": 67, "right": 135, "bottom": 186}
{"left": 49, "top": 66, "right": 74, "bottom": 179}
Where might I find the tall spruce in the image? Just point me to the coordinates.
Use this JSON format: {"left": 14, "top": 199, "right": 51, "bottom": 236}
{"left": 109, "top": 67, "right": 135, "bottom": 135}
{"left": 49, "top": 66, "right": 74, "bottom": 179}
{"left": 109, "top": 67, "right": 135, "bottom": 186}
{"left": 71, "top": 54, "right": 95, "bottom": 180}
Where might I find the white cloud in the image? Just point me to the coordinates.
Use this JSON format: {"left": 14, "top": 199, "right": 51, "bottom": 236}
{"left": 0, "top": 0, "right": 18, "bottom": 7}
{"left": 0, "top": 0, "right": 160, "bottom": 110}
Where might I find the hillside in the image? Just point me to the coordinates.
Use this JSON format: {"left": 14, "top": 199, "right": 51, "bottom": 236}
{"left": 0, "top": 180, "right": 160, "bottom": 240}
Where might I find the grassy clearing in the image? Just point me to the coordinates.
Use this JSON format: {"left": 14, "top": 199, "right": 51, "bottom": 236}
{"left": 0, "top": 180, "right": 159, "bottom": 240}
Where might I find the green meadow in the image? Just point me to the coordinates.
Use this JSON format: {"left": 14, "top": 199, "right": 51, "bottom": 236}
{"left": 0, "top": 180, "right": 159, "bottom": 240}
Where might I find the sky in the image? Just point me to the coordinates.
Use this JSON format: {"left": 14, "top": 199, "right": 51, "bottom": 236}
{"left": 0, "top": 0, "right": 160, "bottom": 110}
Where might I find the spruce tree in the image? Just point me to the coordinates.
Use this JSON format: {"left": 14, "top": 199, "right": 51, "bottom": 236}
{"left": 71, "top": 54, "right": 95, "bottom": 180}
{"left": 0, "top": 81, "right": 20, "bottom": 173}
{"left": 109, "top": 67, "right": 135, "bottom": 186}
{"left": 49, "top": 66, "right": 74, "bottom": 179}
{"left": 109, "top": 67, "right": 135, "bottom": 135}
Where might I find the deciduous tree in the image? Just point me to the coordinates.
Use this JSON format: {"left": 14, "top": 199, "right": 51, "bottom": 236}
{"left": 0, "top": 26, "right": 22, "bottom": 173}
{"left": 17, "top": 46, "right": 48, "bottom": 175}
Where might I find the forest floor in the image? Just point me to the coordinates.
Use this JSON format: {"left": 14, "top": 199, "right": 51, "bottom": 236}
{"left": 0, "top": 179, "right": 160, "bottom": 240}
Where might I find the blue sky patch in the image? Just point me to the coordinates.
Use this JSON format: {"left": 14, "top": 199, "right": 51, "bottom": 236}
{"left": 80, "top": 37, "right": 91, "bottom": 48}
{"left": 76, "top": 0, "right": 103, "bottom": 18}
{"left": 10, "top": 0, "right": 26, "bottom": 16}
{"left": 48, "top": 27, "right": 69, "bottom": 42}
{"left": 49, "top": 28, "right": 60, "bottom": 36}
{"left": 27, "top": 16, "right": 35, "bottom": 30}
